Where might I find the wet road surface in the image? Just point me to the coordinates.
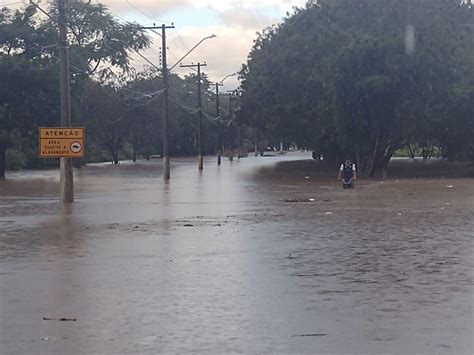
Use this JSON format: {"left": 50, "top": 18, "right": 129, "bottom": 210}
{"left": 0, "top": 153, "right": 473, "bottom": 354}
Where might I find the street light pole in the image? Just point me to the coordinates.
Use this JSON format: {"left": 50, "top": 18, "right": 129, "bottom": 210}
{"left": 169, "top": 35, "right": 216, "bottom": 72}
{"left": 228, "top": 91, "right": 233, "bottom": 158}
{"left": 197, "top": 63, "right": 203, "bottom": 170}
{"left": 180, "top": 62, "right": 207, "bottom": 170}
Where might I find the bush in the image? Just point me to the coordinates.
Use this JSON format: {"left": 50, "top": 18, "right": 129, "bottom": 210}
{"left": 5, "top": 149, "right": 27, "bottom": 171}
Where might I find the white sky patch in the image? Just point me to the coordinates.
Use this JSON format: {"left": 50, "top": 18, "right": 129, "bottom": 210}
{"left": 102, "top": 0, "right": 306, "bottom": 15}
{"left": 218, "top": 7, "right": 278, "bottom": 29}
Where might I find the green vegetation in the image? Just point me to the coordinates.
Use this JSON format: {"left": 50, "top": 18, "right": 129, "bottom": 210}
{"left": 239, "top": 0, "right": 474, "bottom": 176}
{"left": 1, "top": 1, "right": 473, "bottom": 178}
{"left": 0, "top": 1, "right": 237, "bottom": 176}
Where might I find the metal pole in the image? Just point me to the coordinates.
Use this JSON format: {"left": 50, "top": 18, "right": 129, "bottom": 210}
{"left": 58, "top": 0, "right": 74, "bottom": 203}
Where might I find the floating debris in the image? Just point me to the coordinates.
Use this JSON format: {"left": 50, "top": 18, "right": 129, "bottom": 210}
{"left": 285, "top": 198, "right": 315, "bottom": 203}
{"left": 41, "top": 337, "right": 62, "bottom": 342}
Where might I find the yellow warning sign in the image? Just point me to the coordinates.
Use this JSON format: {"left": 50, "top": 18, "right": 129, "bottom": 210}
{"left": 39, "top": 127, "right": 85, "bottom": 158}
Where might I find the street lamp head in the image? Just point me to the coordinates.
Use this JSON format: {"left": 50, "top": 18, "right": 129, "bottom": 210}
{"left": 170, "top": 34, "right": 217, "bottom": 71}
{"left": 219, "top": 72, "right": 238, "bottom": 85}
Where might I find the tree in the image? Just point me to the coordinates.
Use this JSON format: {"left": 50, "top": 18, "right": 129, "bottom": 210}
{"left": 239, "top": 0, "right": 474, "bottom": 175}
{"left": 0, "top": 2, "right": 150, "bottom": 174}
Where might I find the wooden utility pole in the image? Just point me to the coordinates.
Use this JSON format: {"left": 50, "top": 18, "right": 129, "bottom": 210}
{"left": 58, "top": 0, "right": 74, "bottom": 203}
{"left": 160, "top": 24, "right": 174, "bottom": 180}
{"left": 215, "top": 82, "right": 223, "bottom": 165}
{"left": 180, "top": 62, "right": 207, "bottom": 170}
{"left": 228, "top": 92, "right": 233, "bottom": 158}
{"left": 227, "top": 90, "right": 238, "bottom": 159}
{"left": 215, "top": 73, "right": 237, "bottom": 165}
{"left": 140, "top": 24, "right": 175, "bottom": 180}
{"left": 227, "top": 89, "right": 243, "bottom": 159}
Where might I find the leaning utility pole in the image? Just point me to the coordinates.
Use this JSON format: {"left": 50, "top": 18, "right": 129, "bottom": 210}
{"left": 140, "top": 24, "right": 175, "bottom": 180}
{"left": 180, "top": 62, "right": 207, "bottom": 170}
{"left": 58, "top": 0, "right": 73, "bottom": 203}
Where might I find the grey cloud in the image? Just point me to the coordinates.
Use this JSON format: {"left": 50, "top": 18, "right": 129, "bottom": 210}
{"left": 134, "top": 26, "right": 254, "bottom": 89}
{"left": 218, "top": 7, "right": 278, "bottom": 30}
{"left": 105, "top": 0, "right": 189, "bottom": 18}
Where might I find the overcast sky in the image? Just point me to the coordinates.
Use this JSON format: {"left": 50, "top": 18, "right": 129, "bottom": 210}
{"left": 96, "top": 0, "right": 307, "bottom": 89}
{"left": 1, "top": 0, "right": 307, "bottom": 88}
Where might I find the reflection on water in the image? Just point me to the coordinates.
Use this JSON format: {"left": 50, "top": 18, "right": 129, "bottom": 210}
{"left": 0, "top": 154, "right": 473, "bottom": 354}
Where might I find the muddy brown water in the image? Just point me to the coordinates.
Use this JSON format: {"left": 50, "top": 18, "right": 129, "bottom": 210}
{"left": 0, "top": 153, "right": 472, "bottom": 354}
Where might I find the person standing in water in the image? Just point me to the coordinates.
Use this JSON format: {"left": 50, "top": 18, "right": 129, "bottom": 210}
{"left": 338, "top": 158, "right": 357, "bottom": 188}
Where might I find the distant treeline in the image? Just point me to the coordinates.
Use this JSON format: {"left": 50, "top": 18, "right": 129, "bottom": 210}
{"left": 1, "top": 1, "right": 473, "bottom": 178}
{"left": 0, "top": 2, "right": 244, "bottom": 177}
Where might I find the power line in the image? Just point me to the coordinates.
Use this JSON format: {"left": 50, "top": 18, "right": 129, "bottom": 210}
{"left": 125, "top": 0, "right": 172, "bottom": 25}
{"left": 120, "top": 93, "right": 163, "bottom": 107}
{"left": 174, "top": 28, "right": 189, "bottom": 52}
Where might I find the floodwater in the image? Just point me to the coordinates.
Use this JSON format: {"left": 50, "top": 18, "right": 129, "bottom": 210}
{"left": 0, "top": 153, "right": 472, "bottom": 354}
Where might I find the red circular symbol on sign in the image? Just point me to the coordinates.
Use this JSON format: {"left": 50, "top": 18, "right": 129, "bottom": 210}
{"left": 70, "top": 141, "right": 82, "bottom": 153}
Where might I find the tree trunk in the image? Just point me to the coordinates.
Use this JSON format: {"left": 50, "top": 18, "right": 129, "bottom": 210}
{"left": 73, "top": 158, "right": 82, "bottom": 169}
{"left": 132, "top": 142, "right": 137, "bottom": 162}
{"left": 110, "top": 148, "right": 119, "bottom": 165}
{"left": 0, "top": 148, "right": 5, "bottom": 178}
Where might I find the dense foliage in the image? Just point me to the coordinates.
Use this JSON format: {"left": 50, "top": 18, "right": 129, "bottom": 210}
{"left": 0, "top": 2, "right": 234, "bottom": 176}
{"left": 239, "top": 0, "right": 474, "bottom": 175}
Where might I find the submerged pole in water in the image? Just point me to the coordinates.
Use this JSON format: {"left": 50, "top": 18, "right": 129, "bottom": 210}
{"left": 180, "top": 62, "right": 207, "bottom": 170}
{"left": 58, "top": 0, "right": 74, "bottom": 203}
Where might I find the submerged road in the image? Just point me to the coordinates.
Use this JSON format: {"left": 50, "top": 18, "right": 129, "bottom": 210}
{"left": 0, "top": 153, "right": 473, "bottom": 354}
